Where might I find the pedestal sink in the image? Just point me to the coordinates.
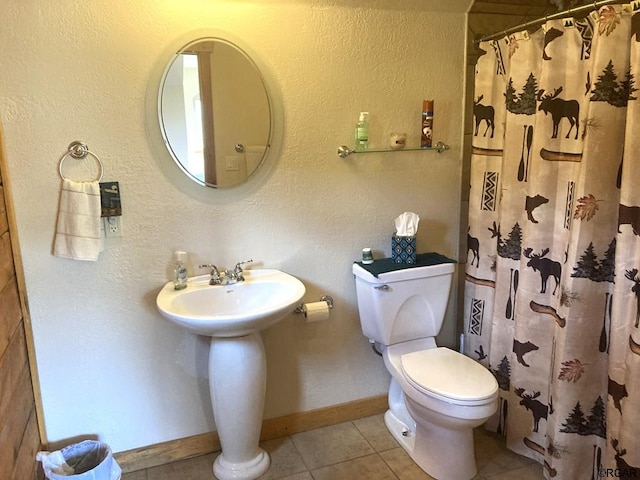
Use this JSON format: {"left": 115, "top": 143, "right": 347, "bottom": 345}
{"left": 156, "top": 269, "right": 305, "bottom": 480}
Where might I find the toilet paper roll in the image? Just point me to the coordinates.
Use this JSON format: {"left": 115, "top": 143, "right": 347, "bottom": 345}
{"left": 303, "top": 301, "right": 330, "bottom": 323}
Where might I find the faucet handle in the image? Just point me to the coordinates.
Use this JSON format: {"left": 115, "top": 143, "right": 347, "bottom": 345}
{"left": 234, "top": 259, "right": 253, "bottom": 272}
{"left": 199, "top": 264, "right": 221, "bottom": 276}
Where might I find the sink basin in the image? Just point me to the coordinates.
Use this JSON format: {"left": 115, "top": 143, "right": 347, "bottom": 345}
{"left": 156, "top": 269, "right": 306, "bottom": 337}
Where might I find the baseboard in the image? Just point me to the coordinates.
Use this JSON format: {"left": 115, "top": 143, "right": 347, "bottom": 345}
{"left": 115, "top": 394, "right": 387, "bottom": 473}
{"left": 260, "top": 394, "right": 388, "bottom": 442}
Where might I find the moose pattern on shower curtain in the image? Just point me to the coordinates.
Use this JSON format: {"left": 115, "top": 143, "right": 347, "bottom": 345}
{"left": 464, "top": 4, "right": 640, "bottom": 478}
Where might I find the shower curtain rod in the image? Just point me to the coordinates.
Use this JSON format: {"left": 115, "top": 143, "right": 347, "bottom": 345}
{"left": 475, "top": 0, "right": 623, "bottom": 43}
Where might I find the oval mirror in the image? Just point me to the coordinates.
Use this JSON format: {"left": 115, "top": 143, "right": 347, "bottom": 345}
{"left": 157, "top": 37, "right": 275, "bottom": 188}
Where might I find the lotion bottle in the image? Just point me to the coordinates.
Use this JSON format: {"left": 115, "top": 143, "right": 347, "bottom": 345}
{"left": 173, "top": 251, "right": 188, "bottom": 290}
{"left": 355, "top": 112, "right": 370, "bottom": 151}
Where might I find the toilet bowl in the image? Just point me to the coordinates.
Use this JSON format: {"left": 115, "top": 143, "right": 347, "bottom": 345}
{"left": 352, "top": 256, "right": 499, "bottom": 480}
{"left": 382, "top": 339, "right": 498, "bottom": 480}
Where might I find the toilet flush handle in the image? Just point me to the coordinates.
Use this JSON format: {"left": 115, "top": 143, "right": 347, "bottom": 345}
{"left": 374, "top": 284, "right": 390, "bottom": 291}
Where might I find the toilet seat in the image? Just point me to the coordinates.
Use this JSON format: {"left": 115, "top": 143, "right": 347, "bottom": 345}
{"left": 400, "top": 347, "right": 498, "bottom": 406}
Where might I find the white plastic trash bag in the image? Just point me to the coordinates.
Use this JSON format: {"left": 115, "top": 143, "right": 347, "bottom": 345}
{"left": 37, "top": 440, "right": 121, "bottom": 480}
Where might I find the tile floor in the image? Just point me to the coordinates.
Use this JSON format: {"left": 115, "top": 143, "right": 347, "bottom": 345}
{"left": 122, "top": 414, "right": 544, "bottom": 480}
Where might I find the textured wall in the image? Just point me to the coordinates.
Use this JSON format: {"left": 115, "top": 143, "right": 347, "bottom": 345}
{"left": 0, "top": 0, "right": 468, "bottom": 453}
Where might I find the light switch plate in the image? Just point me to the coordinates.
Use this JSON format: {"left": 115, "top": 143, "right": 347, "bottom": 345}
{"left": 225, "top": 156, "right": 239, "bottom": 171}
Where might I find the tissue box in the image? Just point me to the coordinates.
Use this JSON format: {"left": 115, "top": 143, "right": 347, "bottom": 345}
{"left": 392, "top": 235, "right": 416, "bottom": 264}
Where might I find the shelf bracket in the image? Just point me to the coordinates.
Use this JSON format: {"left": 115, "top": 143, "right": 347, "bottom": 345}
{"left": 337, "top": 146, "right": 355, "bottom": 158}
{"left": 433, "top": 142, "right": 451, "bottom": 153}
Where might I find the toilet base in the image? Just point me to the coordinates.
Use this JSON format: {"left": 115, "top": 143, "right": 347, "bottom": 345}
{"left": 385, "top": 409, "right": 416, "bottom": 455}
{"left": 384, "top": 407, "right": 478, "bottom": 480}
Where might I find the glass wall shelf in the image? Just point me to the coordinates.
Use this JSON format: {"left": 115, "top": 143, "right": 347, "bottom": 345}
{"left": 337, "top": 141, "right": 450, "bottom": 158}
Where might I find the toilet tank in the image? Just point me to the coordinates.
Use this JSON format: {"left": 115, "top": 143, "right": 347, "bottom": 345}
{"left": 353, "top": 255, "right": 455, "bottom": 346}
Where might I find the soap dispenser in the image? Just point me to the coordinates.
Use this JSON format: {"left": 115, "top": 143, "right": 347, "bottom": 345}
{"left": 173, "top": 251, "right": 188, "bottom": 290}
{"left": 355, "top": 112, "right": 370, "bottom": 151}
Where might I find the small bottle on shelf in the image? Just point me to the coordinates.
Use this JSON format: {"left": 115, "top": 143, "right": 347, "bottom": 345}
{"left": 421, "top": 100, "right": 434, "bottom": 148}
{"left": 355, "top": 112, "right": 370, "bottom": 151}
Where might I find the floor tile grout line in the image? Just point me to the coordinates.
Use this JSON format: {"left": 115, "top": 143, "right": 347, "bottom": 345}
{"left": 276, "top": 418, "right": 393, "bottom": 479}
{"left": 306, "top": 452, "right": 400, "bottom": 479}
{"left": 259, "top": 434, "right": 312, "bottom": 480}
{"left": 288, "top": 421, "right": 381, "bottom": 472}
{"left": 306, "top": 449, "right": 387, "bottom": 471}
{"left": 287, "top": 432, "right": 315, "bottom": 474}
{"left": 376, "top": 451, "right": 404, "bottom": 480}
{"left": 348, "top": 419, "right": 401, "bottom": 479}
{"left": 351, "top": 419, "right": 378, "bottom": 454}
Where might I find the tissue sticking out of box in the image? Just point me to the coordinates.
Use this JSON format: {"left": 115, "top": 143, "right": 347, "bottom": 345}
{"left": 394, "top": 212, "right": 420, "bottom": 236}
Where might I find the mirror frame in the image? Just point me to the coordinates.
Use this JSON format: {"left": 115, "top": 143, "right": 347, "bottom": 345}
{"left": 146, "top": 29, "right": 283, "bottom": 190}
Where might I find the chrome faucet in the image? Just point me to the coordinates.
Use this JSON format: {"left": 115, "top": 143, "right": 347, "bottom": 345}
{"left": 199, "top": 259, "right": 253, "bottom": 285}
{"left": 229, "top": 259, "right": 253, "bottom": 283}
{"left": 199, "top": 264, "right": 222, "bottom": 285}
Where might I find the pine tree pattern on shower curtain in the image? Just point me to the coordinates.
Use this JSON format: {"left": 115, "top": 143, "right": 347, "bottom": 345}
{"left": 464, "top": 5, "right": 640, "bottom": 478}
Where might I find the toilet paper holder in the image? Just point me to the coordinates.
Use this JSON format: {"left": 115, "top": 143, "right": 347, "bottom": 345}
{"left": 294, "top": 295, "right": 334, "bottom": 314}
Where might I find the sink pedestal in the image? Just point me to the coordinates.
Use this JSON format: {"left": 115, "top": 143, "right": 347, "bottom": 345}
{"left": 156, "top": 270, "right": 307, "bottom": 479}
{"left": 209, "top": 333, "right": 270, "bottom": 480}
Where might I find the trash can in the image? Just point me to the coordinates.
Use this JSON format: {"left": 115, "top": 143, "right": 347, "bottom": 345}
{"left": 37, "top": 440, "right": 122, "bottom": 480}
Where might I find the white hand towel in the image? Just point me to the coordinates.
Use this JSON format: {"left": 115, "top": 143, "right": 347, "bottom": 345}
{"left": 53, "top": 179, "right": 104, "bottom": 261}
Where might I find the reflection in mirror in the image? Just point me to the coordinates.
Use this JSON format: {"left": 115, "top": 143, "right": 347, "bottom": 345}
{"left": 159, "top": 38, "right": 271, "bottom": 188}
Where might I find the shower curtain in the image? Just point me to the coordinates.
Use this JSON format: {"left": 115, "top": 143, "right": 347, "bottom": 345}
{"left": 465, "top": 4, "right": 640, "bottom": 478}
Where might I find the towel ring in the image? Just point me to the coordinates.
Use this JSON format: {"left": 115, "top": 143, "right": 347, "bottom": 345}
{"left": 58, "top": 141, "right": 104, "bottom": 182}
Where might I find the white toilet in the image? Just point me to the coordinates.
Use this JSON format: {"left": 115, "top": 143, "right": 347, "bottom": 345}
{"left": 353, "top": 255, "right": 499, "bottom": 480}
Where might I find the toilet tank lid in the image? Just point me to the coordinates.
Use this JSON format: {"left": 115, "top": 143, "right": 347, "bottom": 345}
{"left": 353, "top": 253, "right": 455, "bottom": 283}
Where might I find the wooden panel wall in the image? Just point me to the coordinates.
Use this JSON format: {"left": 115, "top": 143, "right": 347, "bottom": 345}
{"left": 0, "top": 125, "right": 44, "bottom": 480}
